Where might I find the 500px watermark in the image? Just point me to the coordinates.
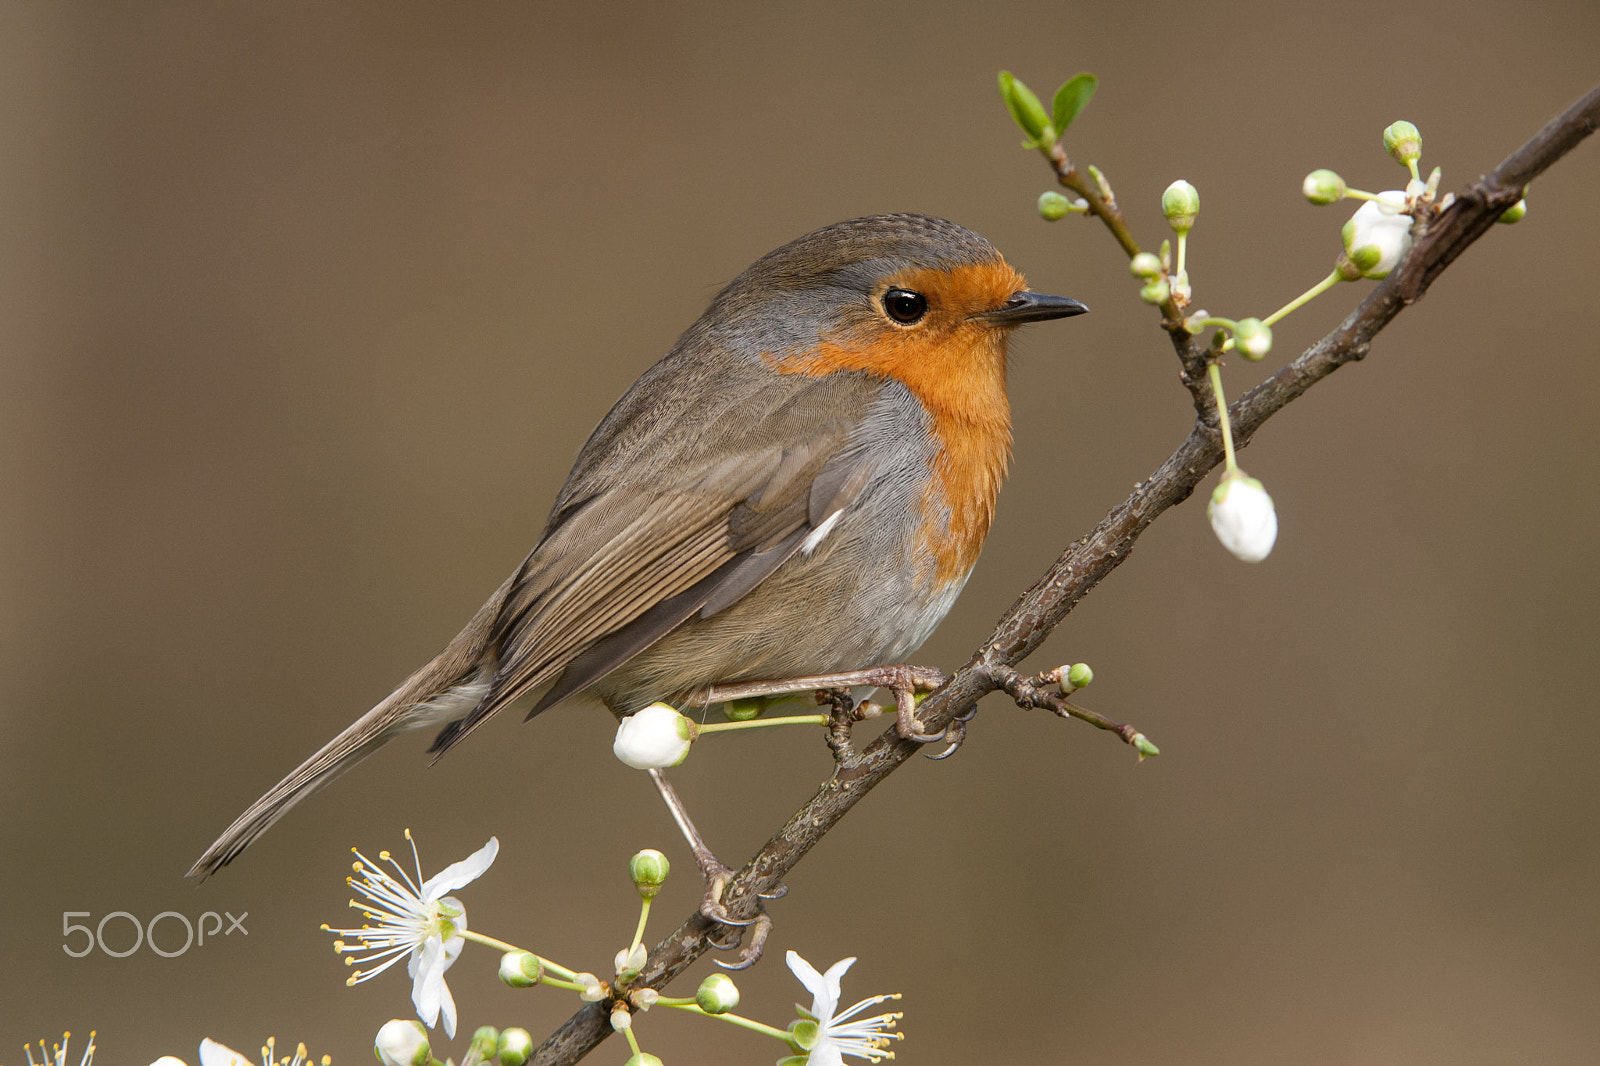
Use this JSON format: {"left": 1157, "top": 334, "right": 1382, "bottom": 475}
{"left": 62, "top": 910, "right": 247, "bottom": 957}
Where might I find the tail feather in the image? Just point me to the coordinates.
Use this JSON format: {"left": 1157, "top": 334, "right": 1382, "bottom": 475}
{"left": 188, "top": 571, "right": 518, "bottom": 881}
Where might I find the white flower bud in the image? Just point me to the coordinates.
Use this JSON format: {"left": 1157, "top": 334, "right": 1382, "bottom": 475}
{"left": 610, "top": 1006, "right": 633, "bottom": 1032}
{"left": 577, "top": 972, "right": 607, "bottom": 1001}
{"left": 613, "top": 703, "right": 694, "bottom": 769}
{"left": 1208, "top": 472, "right": 1278, "bottom": 562}
{"left": 374, "top": 1019, "right": 431, "bottom": 1066}
{"left": 496, "top": 1028, "right": 533, "bottom": 1066}
{"left": 696, "top": 972, "right": 742, "bottom": 1014}
{"left": 1302, "top": 169, "right": 1346, "bottom": 204}
{"left": 1341, "top": 194, "right": 1413, "bottom": 279}
{"left": 499, "top": 949, "right": 543, "bottom": 987}
{"left": 614, "top": 943, "right": 648, "bottom": 976}
{"left": 1233, "top": 318, "right": 1272, "bottom": 361}
{"left": 1129, "top": 252, "right": 1163, "bottom": 279}
{"left": 1162, "top": 180, "right": 1200, "bottom": 233}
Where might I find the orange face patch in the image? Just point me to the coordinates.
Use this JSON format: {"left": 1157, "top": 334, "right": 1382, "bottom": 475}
{"left": 769, "top": 258, "right": 1028, "bottom": 583}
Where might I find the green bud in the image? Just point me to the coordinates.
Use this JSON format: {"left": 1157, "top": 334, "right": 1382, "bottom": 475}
{"left": 469, "top": 1027, "right": 500, "bottom": 1064}
{"left": 696, "top": 972, "right": 742, "bottom": 1014}
{"left": 723, "top": 696, "right": 764, "bottom": 721}
{"left": 1161, "top": 180, "right": 1200, "bottom": 233}
{"left": 1139, "top": 278, "right": 1170, "bottom": 305}
{"left": 1347, "top": 244, "right": 1383, "bottom": 273}
{"left": 1383, "top": 120, "right": 1422, "bottom": 165}
{"left": 496, "top": 1029, "right": 533, "bottom": 1066}
{"left": 1302, "top": 169, "right": 1346, "bottom": 204}
{"left": 629, "top": 848, "right": 671, "bottom": 899}
{"left": 998, "top": 71, "right": 1054, "bottom": 145}
{"left": 1132, "top": 733, "right": 1160, "bottom": 759}
{"left": 1233, "top": 318, "right": 1272, "bottom": 361}
{"left": 1129, "top": 252, "right": 1162, "bottom": 279}
{"left": 623, "top": 1055, "right": 663, "bottom": 1066}
{"left": 1038, "top": 191, "right": 1073, "bottom": 220}
{"left": 1067, "top": 663, "right": 1094, "bottom": 689}
{"left": 1158, "top": 238, "right": 1172, "bottom": 269}
{"left": 1497, "top": 197, "right": 1527, "bottom": 224}
{"left": 499, "top": 950, "right": 543, "bottom": 988}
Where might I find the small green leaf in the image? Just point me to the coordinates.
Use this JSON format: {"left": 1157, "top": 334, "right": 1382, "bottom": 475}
{"left": 998, "top": 70, "right": 1051, "bottom": 143}
{"left": 1052, "top": 73, "right": 1098, "bottom": 134}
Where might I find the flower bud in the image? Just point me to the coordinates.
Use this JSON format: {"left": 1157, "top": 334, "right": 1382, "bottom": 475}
{"left": 1161, "top": 180, "right": 1200, "bottom": 234}
{"left": 1208, "top": 472, "right": 1278, "bottom": 562}
{"left": 499, "top": 949, "right": 543, "bottom": 987}
{"left": 1497, "top": 197, "right": 1527, "bottom": 224}
{"left": 1302, "top": 169, "right": 1346, "bottom": 204}
{"left": 615, "top": 942, "right": 649, "bottom": 977}
{"left": 613, "top": 703, "right": 694, "bottom": 769}
{"left": 577, "top": 972, "right": 607, "bottom": 1002}
{"left": 1382, "top": 120, "right": 1422, "bottom": 165}
{"left": 610, "top": 1006, "right": 633, "bottom": 1032}
{"left": 1066, "top": 662, "right": 1094, "bottom": 690}
{"left": 1038, "top": 191, "right": 1073, "bottom": 220}
{"left": 696, "top": 972, "right": 742, "bottom": 1014}
{"left": 624, "top": 1056, "right": 663, "bottom": 1066}
{"left": 1132, "top": 733, "right": 1160, "bottom": 759}
{"left": 1340, "top": 193, "right": 1413, "bottom": 279}
{"left": 629, "top": 848, "right": 671, "bottom": 899}
{"left": 1129, "top": 252, "right": 1162, "bottom": 279}
{"left": 1182, "top": 311, "right": 1210, "bottom": 335}
{"left": 998, "top": 71, "right": 1054, "bottom": 144}
{"left": 723, "top": 696, "right": 765, "bottom": 721}
{"left": 469, "top": 1027, "right": 501, "bottom": 1064}
{"left": 374, "top": 1019, "right": 430, "bottom": 1066}
{"left": 1233, "top": 318, "right": 1272, "bottom": 361}
{"left": 1139, "top": 278, "right": 1170, "bottom": 305}
{"left": 496, "top": 1029, "right": 533, "bottom": 1066}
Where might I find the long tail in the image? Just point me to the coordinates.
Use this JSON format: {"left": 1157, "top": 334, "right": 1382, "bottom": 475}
{"left": 187, "top": 573, "right": 515, "bottom": 881}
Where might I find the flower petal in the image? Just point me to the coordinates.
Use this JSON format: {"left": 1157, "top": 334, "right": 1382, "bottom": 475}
{"left": 420, "top": 836, "right": 499, "bottom": 901}
{"left": 411, "top": 934, "right": 447, "bottom": 1027}
{"left": 197, "top": 1040, "right": 252, "bottom": 1066}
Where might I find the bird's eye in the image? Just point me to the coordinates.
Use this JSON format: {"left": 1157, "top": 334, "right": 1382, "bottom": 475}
{"left": 882, "top": 288, "right": 928, "bottom": 324}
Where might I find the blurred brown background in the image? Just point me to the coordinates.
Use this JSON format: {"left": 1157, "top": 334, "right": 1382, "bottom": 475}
{"left": 3, "top": 1, "right": 1597, "bottom": 1063}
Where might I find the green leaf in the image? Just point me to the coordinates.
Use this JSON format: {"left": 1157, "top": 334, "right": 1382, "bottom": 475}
{"left": 998, "top": 70, "right": 1051, "bottom": 143}
{"left": 1052, "top": 72, "right": 1098, "bottom": 133}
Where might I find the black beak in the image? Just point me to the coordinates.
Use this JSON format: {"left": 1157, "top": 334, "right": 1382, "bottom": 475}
{"left": 982, "top": 290, "right": 1090, "bottom": 325}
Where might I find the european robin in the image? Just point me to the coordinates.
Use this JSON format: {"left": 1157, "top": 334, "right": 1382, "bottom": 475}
{"left": 189, "top": 213, "right": 1087, "bottom": 882}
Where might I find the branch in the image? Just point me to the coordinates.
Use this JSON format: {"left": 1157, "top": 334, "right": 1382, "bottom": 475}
{"left": 529, "top": 83, "right": 1600, "bottom": 1065}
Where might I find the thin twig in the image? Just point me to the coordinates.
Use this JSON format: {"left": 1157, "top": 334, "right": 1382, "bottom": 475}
{"left": 529, "top": 83, "right": 1600, "bottom": 1066}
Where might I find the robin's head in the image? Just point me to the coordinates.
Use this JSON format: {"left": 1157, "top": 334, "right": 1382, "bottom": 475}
{"left": 705, "top": 214, "right": 1086, "bottom": 408}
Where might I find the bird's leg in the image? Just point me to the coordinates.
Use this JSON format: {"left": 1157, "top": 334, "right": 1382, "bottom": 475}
{"left": 820, "top": 687, "right": 863, "bottom": 762}
{"left": 693, "top": 664, "right": 951, "bottom": 744}
{"left": 646, "top": 769, "right": 782, "bottom": 927}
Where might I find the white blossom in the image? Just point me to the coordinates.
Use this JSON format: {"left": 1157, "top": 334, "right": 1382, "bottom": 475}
{"left": 783, "top": 951, "right": 904, "bottom": 1066}
{"left": 323, "top": 832, "right": 499, "bottom": 1038}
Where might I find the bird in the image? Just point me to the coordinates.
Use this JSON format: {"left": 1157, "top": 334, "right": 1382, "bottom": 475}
{"left": 188, "top": 213, "right": 1087, "bottom": 888}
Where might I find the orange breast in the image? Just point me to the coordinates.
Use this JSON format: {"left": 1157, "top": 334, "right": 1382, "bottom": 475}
{"left": 769, "top": 260, "right": 1023, "bottom": 584}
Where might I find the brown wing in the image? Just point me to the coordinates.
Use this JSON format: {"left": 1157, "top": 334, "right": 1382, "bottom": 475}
{"left": 427, "top": 372, "right": 885, "bottom": 756}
